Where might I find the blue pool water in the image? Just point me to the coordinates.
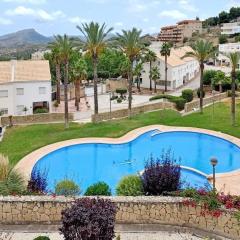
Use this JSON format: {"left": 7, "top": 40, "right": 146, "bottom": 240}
{"left": 33, "top": 130, "right": 240, "bottom": 194}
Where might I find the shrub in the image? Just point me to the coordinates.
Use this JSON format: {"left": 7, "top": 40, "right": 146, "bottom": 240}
{"left": 60, "top": 198, "right": 117, "bottom": 240}
{"left": 117, "top": 98, "right": 122, "bottom": 103}
{"left": 116, "top": 175, "right": 144, "bottom": 196}
{"left": 55, "top": 179, "right": 80, "bottom": 196}
{"left": 142, "top": 150, "right": 181, "bottom": 196}
{"left": 149, "top": 94, "right": 186, "bottom": 111}
{"left": 182, "top": 89, "right": 194, "bottom": 102}
{"left": 85, "top": 182, "right": 111, "bottom": 196}
{"left": 33, "top": 237, "right": 50, "bottom": 240}
{"left": 203, "top": 70, "right": 217, "bottom": 85}
{"left": 0, "top": 154, "right": 25, "bottom": 196}
{"left": 27, "top": 168, "right": 48, "bottom": 194}
{"left": 173, "top": 97, "right": 186, "bottom": 111}
{"left": 34, "top": 108, "right": 49, "bottom": 114}
{"left": 116, "top": 88, "right": 127, "bottom": 99}
{"left": 197, "top": 88, "right": 206, "bottom": 98}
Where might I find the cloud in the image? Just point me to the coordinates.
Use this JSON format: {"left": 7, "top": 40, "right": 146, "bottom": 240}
{"left": 2, "top": 0, "right": 46, "bottom": 4}
{"left": 127, "top": 0, "right": 148, "bottom": 13}
{"left": 115, "top": 21, "right": 123, "bottom": 27}
{"left": 159, "top": 9, "right": 187, "bottom": 19}
{"left": 0, "top": 17, "right": 13, "bottom": 25}
{"left": 68, "top": 16, "right": 89, "bottom": 24}
{"left": 5, "top": 6, "right": 65, "bottom": 22}
{"left": 179, "top": 0, "right": 198, "bottom": 12}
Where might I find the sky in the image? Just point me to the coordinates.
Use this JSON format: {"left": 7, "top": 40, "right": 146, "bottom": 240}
{"left": 0, "top": 0, "right": 240, "bottom": 36}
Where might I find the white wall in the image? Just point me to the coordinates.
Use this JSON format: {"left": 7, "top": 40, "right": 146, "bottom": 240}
{"left": 141, "top": 59, "right": 199, "bottom": 91}
{"left": 0, "top": 81, "right": 52, "bottom": 116}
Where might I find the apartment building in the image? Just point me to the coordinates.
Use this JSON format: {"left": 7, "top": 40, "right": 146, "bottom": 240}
{"left": 221, "top": 21, "right": 240, "bottom": 35}
{"left": 158, "top": 20, "right": 202, "bottom": 43}
{"left": 0, "top": 60, "right": 52, "bottom": 116}
{"left": 141, "top": 45, "right": 199, "bottom": 91}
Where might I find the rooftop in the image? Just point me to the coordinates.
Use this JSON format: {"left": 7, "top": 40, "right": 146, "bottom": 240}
{"left": 0, "top": 60, "right": 51, "bottom": 84}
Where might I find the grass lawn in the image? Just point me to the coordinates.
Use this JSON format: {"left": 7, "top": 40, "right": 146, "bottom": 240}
{"left": 1, "top": 101, "right": 240, "bottom": 166}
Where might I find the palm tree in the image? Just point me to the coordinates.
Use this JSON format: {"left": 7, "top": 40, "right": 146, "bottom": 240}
{"left": 160, "top": 42, "right": 171, "bottom": 93}
{"left": 49, "top": 35, "right": 74, "bottom": 129}
{"left": 228, "top": 52, "right": 240, "bottom": 126}
{"left": 45, "top": 48, "right": 62, "bottom": 104}
{"left": 71, "top": 57, "right": 88, "bottom": 111}
{"left": 145, "top": 50, "right": 157, "bottom": 91}
{"left": 150, "top": 66, "right": 161, "bottom": 93}
{"left": 116, "top": 28, "right": 145, "bottom": 116}
{"left": 76, "top": 22, "right": 113, "bottom": 115}
{"left": 182, "top": 40, "right": 214, "bottom": 113}
{"left": 133, "top": 61, "right": 144, "bottom": 92}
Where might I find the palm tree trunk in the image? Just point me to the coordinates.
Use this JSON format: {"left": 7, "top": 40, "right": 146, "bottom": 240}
{"left": 75, "top": 80, "right": 80, "bottom": 111}
{"left": 93, "top": 56, "right": 99, "bottom": 115}
{"left": 154, "top": 80, "right": 157, "bottom": 93}
{"left": 149, "top": 61, "right": 152, "bottom": 91}
{"left": 200, "top": 62, "right": 204, "bottom": 114}
{"left": 231, "top": 71, "right": 236, "bottom": 126}
{"left": 64, "top": 61, "right": 69, "bottom": 129}
{"left": 165, "top": 55, "right": 168, "bottom": 93}
{"left": 56, "top": 64, "right": 61, "bottom": 104}
{"left": 128, "top": 60, "right": 134, "bottom": 117}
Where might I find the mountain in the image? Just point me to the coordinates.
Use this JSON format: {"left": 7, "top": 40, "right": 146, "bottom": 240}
{"left": 0, "top": 29, "right": 51, "bottom": 48}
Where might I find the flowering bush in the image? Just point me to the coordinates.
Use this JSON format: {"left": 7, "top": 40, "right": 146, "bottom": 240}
{"left": 142, "top": 151, "right": 181, "bottom": 196}
{"left": 27, "top": 168, "right": 48, "bottom": 194}
{"left": 60, "top": 198, "right": 116, "bottom": 240}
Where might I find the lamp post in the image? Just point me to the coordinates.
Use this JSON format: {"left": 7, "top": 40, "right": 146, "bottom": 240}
{"left": 210, "top": 157, "right": 218, "bottom": 191}
{"left": 109, "top": 91, "right": 112, "bottom": 120}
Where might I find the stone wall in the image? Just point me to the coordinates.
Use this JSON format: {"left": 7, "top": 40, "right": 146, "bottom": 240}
{"left": 0, "top": 113, "right": 74, "bottom": 126}
{"left": 92, "top": 101, "right": 175, "bottom": 122}
{"left": 0, "top": 196, "right": 239, "bottom": 239}
{"left": 184, "top": 92, "right": 228, "bottom": 113}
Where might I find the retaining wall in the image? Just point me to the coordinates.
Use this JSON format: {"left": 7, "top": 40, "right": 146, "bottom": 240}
{"left": 184, "top": 93, "right": 228, "bottom": 113}
{"left": 0, "top": 196, "right": 239, "bottom": 239}
{"left": 0, "top": 113, "right": 74, "bottom": 126}
{"left": 92, "top": 101, "right": 174, "bottom": 122}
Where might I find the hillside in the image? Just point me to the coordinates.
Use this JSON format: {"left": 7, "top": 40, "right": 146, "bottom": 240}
{"left": 0, "top": 29, "right": 51, "bottom": 48}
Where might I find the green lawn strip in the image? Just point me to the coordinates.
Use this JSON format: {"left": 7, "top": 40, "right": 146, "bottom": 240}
{"left": 0, "top": 102, "right": 239, "bottom": 166}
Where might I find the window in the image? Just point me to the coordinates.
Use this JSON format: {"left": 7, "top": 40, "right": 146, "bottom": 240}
{"left": 0, "top": 108, "right": 8, "bottom": 115}
{"left": 16, "top": 88, "right": 24, "bottom": 95}
{"left": 39, "top": 87, "right": 46, "bottom": 95}
{"left": 0, "top": 90, "right": 8, "bottom": 98}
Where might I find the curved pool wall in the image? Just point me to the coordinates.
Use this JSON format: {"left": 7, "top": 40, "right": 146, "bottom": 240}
{"left": 32, "top": 130, "right": 240, "bottom": 194}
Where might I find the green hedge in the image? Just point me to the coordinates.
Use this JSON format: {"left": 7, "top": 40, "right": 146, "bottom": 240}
{"left": 182, "top": 89, "right": 194, "bottom": 102}
{"left": 149, "top": 94, "right": 186, "bottom": 111}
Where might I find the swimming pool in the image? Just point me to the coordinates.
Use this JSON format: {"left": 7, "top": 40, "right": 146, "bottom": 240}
{"left": 32, "top": 130, "right": 240, "bottom": 194}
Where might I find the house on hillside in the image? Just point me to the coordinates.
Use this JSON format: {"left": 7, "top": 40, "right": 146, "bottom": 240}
{"left": 0, "top": 60, "right": 52, "bottom": 116}
{"left": 141, "top": 45, "right": 199, "bottom": 91}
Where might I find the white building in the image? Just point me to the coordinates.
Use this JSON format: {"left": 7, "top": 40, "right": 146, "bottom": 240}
{"left": 141, "top": 45, "right": 199, "bottom": 91}
{"left": 221, "top": 22, "right": 240, "bottom": 35}
{"left": 217, "top": 43, "right": 240, "bottom": 68}
{"left": 0, "top": 60, "right": 52, "bottom": 116}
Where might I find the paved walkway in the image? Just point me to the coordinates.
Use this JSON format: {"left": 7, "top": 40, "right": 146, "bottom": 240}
{"left": 0, "top": 232, "right": 204, "bottom": 240}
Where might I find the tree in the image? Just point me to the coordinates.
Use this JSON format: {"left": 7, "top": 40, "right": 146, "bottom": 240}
{"left": 133, "top": 61, "right": 144, "bottom": 92}
{"left": 77, "top": 22, "right": 113, "bottom": 115}
{"left": 45, "top": 48, "right": 62, "bottom": 104}
{"left": 160, "top": 42, "right": 171, "bottom": 93}
{"left": 228, "top": 52, "right": 240, "bottom": 126}
{"left": 219, "top": 35, "right": 228, "bottom": 44}
{"left": 219, "top": 11, "right": 229, "bottom": 24}
{"left": 213, "top": 70, "right": 225, "bottom": 93}
{"left": 49, "top": 35, "right": 74, "bottom": 129}
{"left": 70, "top": 52, "right": 88, "bottom": 111}
{"left": 116, "top": 28, "right": 145, "bottom": 116}
{"left": 150, "top": 66, "right": 161, "bottom": 93}
{"left": 144, "top": 50, "right": 157, "bottom": 91}
{"left": 182, "top": 40, "right": 214, "bottom": 113}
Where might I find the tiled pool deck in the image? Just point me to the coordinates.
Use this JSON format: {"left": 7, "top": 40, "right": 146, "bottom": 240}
{"left": 15, "top": 125, "right": 240, "bottom": 195}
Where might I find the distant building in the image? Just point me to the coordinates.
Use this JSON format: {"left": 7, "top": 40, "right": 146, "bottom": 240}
{"left": 158, "top": 20, "right": 202, "bottom": 43}
{"left": 141, "top": 45, "right": 199, "bottom": 91}
{"left": 221, "top": 22, "right": 240, "bottom": 35}
{"left": 216, "top": 43, "right": 240, "bottom": 68}
{"left": 0, "top": 60, "right": 52, "bottom": 116}
{"left": 31, "top": 50, "right": 50, "bottom": 60}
